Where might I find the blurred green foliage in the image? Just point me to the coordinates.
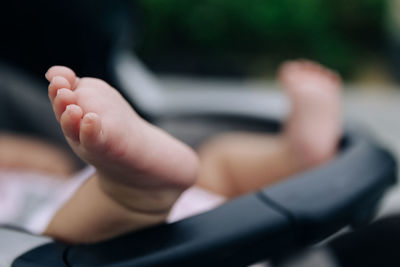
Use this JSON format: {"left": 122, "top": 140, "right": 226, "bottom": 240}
{"left": 137, "top": 0, "right": 385, "bottom": 78}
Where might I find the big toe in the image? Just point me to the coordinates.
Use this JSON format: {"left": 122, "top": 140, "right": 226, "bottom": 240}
{"left": 46, "top": 66, "right": 78, "bottom": 88}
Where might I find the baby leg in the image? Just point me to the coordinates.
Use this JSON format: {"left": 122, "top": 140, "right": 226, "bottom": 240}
{"left": 197, "top": 60, "right": 341, "bottom": 197}
{"left": 0, "top": 133, "right": 77, "bottom": 175}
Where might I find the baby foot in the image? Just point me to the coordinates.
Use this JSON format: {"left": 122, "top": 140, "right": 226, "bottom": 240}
{"left": 278, "top": 60, "right": 342, "bottom": 167}
{"left": 45, "top": 66, "right": 198, "bottom": 215}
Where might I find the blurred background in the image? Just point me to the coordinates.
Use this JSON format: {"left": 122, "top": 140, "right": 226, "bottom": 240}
{"left": 135, "top": 0, "right": 397, "bottom": 84}
{"left": 1, "top": 0, "right": 399, "bottom": 85}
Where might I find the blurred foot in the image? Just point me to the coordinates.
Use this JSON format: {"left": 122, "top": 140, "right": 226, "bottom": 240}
{"left": 197, "top": 60, "right": 342, "bottom": 197}
{"left": 279, "top": 60, "right": 342, "bottom": 167}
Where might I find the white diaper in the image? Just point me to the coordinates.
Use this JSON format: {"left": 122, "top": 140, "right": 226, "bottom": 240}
{"left": 0, "top": 166, "right": 225, "bottom": 235}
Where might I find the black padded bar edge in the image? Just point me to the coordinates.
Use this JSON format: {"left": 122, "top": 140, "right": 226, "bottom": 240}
{"left": 260, "top": 129, "right": 397, "bottom": 247}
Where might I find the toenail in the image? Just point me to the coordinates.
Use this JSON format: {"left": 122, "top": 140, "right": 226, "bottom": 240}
{"left": 52, "top": 76, "right": 64, "bottom": 83}
{"left": 84, "top": 113, "right": 97, "bottom": 123}
{"left": 83, "top": 117, "right": 93, "bottom": 124}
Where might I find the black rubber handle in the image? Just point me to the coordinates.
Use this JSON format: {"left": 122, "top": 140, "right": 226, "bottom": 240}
{"left": 259, "top": 130, "right": 397, "bottom": 247}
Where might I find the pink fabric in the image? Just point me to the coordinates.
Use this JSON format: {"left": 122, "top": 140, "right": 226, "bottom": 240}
{"left": 168, "top": 186, "right": 226, "bottom": 222}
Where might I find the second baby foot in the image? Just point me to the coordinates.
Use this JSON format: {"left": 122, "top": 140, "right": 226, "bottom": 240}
{"left": 279, "top": 60, "right": 342, "bottom": 168}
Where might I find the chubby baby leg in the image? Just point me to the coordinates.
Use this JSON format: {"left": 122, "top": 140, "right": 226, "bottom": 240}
{"left": 197, "top": 60, "right": 341, "bottom": 197}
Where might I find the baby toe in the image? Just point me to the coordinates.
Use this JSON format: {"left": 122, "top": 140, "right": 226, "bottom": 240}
{"left": 46, "top": 66, "right": 77, "bottom": 88}
{"left": 49, "top": 76, "right": 71, "bottom": 101}
{"left": 53, "top": 88, "right": 77, "bottom": 120}
{"left": 80, "top": 113, "right": 104, "bottom": 150}
{"left": 60, "top": 104, "right": 83, "bottom": 142}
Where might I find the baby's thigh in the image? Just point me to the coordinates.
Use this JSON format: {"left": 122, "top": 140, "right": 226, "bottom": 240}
{"left": 0, "top": 133, "right": 77, "bottom": 175}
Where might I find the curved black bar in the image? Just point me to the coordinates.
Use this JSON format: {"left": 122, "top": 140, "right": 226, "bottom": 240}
{"left": 67, "top": 194, "right": 291, "bottom": 267}
{"left": 13, "top": 128, "right": 397, "bottom": 267}
{"left": 259, "top": 130, "right": 397, "bottom": 247}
